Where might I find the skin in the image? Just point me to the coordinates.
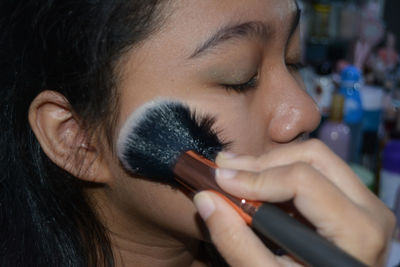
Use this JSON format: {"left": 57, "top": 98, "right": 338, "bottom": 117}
{"left": 28, "top": 0, "right": 395, "bottom": 266}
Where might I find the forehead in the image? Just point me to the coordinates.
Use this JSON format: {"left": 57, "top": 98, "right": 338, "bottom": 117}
{"left": 155, "top": 0, "right": 297, "bottom": 54}
{"left": 166, "top": 0, "right": 297, "bottom": 24}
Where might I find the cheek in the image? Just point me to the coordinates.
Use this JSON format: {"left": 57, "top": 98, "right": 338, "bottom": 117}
{"left": 189, "top": 96, "right": 267, "bottom": 156}
{"left": 108, "top": 159, "right": 205, "bottom": 239}
{"left": 220, "top": 113, "right": 267, "bottom": 155}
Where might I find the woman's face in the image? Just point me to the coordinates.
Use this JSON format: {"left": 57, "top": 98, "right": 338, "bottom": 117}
{"left": 100, "top": 0, "right": 320, "bottom": 242}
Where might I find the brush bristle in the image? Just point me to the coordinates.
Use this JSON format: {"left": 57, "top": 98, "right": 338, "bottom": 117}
{"left": 117, "top": 99, "right": 227, "bottom": 183}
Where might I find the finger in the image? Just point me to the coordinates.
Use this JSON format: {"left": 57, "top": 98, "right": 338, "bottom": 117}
{"left": 215, "top": 163, "right": 380, "bottom": 265}
{"left": 216, "top": 163, "right": 355, "bottom": 223}
{"left": 218, "top": 142, "right": 396, "bottom": 249}
{"left": 276, "top": 256, "right": 304, "bottom": 267}
{"left": 216, "top": 152, "right": 258, "bottom": 170}
{"left": 193, "top": 191, "right": 280, "bottom": 267}
{"left": 217, "top": 139, "right": 372, "bottom": 207}
{"left": 217, "top": 143, "right": 396, "bottom": 266}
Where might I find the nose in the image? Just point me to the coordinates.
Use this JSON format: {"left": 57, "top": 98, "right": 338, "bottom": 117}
{"left": 254, "top": 66, "right": 321, "bottom": 144}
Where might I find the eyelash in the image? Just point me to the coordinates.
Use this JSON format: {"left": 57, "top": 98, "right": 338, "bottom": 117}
{"left": 221, "top": 73, "right": 258, "bottom": 93}
{"left": 286, "top": 62, "right": 304, "bottom": 71}
{"left": 221, "top": 62, "right": 303, "bottom": 93}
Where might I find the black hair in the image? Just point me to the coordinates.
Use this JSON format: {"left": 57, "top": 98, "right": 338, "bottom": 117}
{"left": 0, "top": 0, "right": 164, "bottom": 266}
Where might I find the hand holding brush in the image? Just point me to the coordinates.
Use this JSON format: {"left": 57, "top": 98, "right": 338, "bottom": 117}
{"left": 194, "top": 146, "right": 391, "bottom": 267}
{"left": 117, "top": 99, "right": 394, "bottom": 267}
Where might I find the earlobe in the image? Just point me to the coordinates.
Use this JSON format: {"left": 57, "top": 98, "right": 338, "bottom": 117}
{"left": 28, "top": 90, "right": 112, "bottom": 183}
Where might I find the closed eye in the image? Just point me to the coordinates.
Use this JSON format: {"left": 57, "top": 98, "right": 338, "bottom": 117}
{"left": 221, "top": 73, "right": 258, "bottom": 93}
{"left": 286, "top": 62, "right": 304, "bottom": 71}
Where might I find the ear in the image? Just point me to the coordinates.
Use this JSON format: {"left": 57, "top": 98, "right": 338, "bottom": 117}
{"left": 28, "top": 90, "right": 112, "bottom": 183}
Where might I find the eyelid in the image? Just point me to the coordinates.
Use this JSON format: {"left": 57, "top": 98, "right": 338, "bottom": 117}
{"left": 221, "top": 72, "right": 259, "bottom": 93}
{"left": 286, "top": 62, "right": 304, "bottom": 71}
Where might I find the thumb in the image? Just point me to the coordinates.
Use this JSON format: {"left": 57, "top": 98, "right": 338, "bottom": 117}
{"left": 193, "top": 191, "right": 280, "bottom": 267}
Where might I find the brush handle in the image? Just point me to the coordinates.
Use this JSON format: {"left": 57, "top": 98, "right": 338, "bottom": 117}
{"left": 174, "top": 151, "right": 367, "bottom": 266}
{"left": 252, "top": 203, "right": 367, "bottom": 267}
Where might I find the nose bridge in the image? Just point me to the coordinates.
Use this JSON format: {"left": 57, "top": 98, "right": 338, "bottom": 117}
{"left": 258, "top": 66, "right": 321, "bottom": 144}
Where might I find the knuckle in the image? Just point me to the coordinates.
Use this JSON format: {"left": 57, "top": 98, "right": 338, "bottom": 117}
{"left": 306, "top": 139, "right": 328, "bottom": 154}
{"left": 247, "top": 172, "right": 268, "bottom": 197}
{"left": 212, "top": 222, "right": 237, "bottom": 242}
{"left": 356, "top": 216, "right": 387, "bottom": 260}
{"left": 385, "top": 209, "right": 396, "bottom": 233}
{"left": 367, "top": 222, "right": 386, "bottom": 249}
{"left": 253, "top": 157, "right": 266, "bottom": 172}
{"left": 211, "top": 224, "right": 244, "bottom": 256}
{"left": 289, "top": 162, "right": 314, "bottom": 185}
{"left": 361, "top": 207, "right": 395, "bottom": 250}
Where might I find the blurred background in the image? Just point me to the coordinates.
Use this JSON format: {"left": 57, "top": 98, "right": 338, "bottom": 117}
{"left": 298, "top": 0, "right": 400, "bottom": 265}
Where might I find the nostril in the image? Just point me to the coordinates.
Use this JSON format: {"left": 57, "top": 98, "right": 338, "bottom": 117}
{"left": 293, "top": 132, "right": 309, "bottom": 143}
{"left": 273, "top": 132, "right": 308, "bottom": 144}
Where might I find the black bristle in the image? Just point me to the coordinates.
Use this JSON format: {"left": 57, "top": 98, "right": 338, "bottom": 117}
{"left": 117, "top": 100, "right": 228, "bottom": 184}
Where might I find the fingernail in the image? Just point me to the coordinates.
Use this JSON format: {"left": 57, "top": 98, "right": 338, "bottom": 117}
{"left": 216, "top": 168, "right": 237, "bottom": 179}
{"left": 218, "top": 151, "right": 236, "bottom": 159}
{"left": 193, "top": 192, "right": 215, "bottom": 220}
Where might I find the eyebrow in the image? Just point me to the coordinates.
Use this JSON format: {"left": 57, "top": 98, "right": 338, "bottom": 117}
{"left": 189, "top": 6, "right": 301, "bottom": 59}
{"left": 189, "top": 21, "right": 270, "bottom": 59}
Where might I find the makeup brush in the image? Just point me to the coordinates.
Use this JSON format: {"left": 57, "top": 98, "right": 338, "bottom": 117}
{"left": 117, "top": 99, "right": 366, "bottom": 267}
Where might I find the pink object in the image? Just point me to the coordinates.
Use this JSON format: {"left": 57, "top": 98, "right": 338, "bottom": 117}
{"left": 319, "top": 121, "right": 350, "bottom": 161}
{"left": 378, "top": 33, "right": 399, "bottom": 69}
{"left": 318, "top": 94, "right": 350, "bottom": 161}
{"left": 354, "top": 2, "right": 385, "bottom": 70}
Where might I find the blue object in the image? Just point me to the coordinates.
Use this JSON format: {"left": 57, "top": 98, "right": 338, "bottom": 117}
{"left": 383, "top": 140, "right": 400, "bottom": 174}
{"left": 340, "top": 66, "right": 363, "bottom": 124}
{"left": 340, "top": 65, "right": 361, "bottom": 86}
{"left": 339, "top": 66, "right": 363, "bottom": 163}
{"left": 361, "top": 85, "right": 384, "bottom": 132}
{"left": 363, "top": 110, "right": 382, "bottom": 132}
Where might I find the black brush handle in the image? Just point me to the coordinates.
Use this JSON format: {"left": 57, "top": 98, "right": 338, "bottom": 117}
{"left": 252, "top": 203, "right": 367, "bottom": 267}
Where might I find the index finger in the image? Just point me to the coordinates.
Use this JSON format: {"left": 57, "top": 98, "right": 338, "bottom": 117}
{"left": 216, "top": 139, "right": 374, "bottom": 207}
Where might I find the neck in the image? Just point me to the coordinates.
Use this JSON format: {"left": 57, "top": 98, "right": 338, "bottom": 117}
{"left": 87, "top": 187, "right": 207, "bottom": 267}
{"left": 110, "top": 230, "right": 205, "bottom": 267}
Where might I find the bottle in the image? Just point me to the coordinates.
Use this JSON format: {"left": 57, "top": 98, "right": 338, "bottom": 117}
{"left": 314, "top": 62, "right": 335, "bottom": 118}
{"left": 360, "top": 85, "right": 384, "bottom": 172}
{"left": 379, "top": 140, "right": 400, "bottom": 210}
{"left": 310, "top": 0, "right": 331, "bottom": 40}
{"left": 318, "top": 94, "right": 350, "bottom": 161}
{"left": 339, "top": 66, "right": 363, "bottom": 164}
{"left": 339, "top": 0, "right": 360, "bottom": 40}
